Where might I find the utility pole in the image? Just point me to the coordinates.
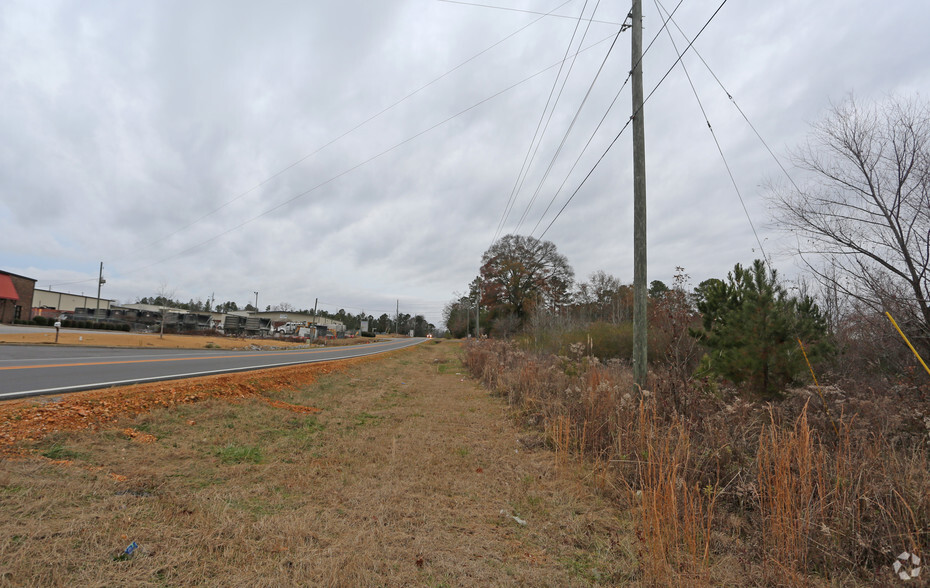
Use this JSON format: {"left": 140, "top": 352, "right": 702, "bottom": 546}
{"left": 253, "top": 291, "right": 259, "bottom": 313}
{"left": 94, "top": 262, "right": 105, "bottom": 323}
{"left": 396, "top": 300, "right": 400, "bottom": 336}
{"left": 475, "top": 278, "right": 480, "bottom": 339}
{"left": 631, "top": 0, "right": 648, "bottom": 391}
{"left": 312, "top": 297, "right": 319, "bottom": 338}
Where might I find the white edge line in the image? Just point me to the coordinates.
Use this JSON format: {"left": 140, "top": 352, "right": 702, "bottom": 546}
{"left": 0, "top": 339, "right": 424, "bottom": 400}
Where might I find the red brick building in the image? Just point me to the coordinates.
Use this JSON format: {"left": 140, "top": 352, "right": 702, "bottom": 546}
{"left": 0, "top": 270, "right": 36, "bottom": 323}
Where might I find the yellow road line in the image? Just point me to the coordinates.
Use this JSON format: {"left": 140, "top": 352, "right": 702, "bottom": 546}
{"left": 0, "top": 342, "right": 396, "bottom": 371}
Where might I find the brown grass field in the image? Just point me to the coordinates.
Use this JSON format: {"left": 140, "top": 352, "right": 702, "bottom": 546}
{"left": 0, "top": 340, "right": 635, "bottom": 586}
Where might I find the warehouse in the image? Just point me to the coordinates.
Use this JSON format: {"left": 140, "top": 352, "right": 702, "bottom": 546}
{"left": 33, "top": 288, "right": 112, "bottom": 316}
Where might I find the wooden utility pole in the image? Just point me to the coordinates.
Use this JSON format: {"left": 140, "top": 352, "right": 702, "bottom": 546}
{"left": 475, "top": 278, "right": 480, "bottom": 338}
{"left": 94, "top": 262, "right": 105, "bottom": 323}
{"left": 631, "top": 0, "right": 648, "bottom": 390}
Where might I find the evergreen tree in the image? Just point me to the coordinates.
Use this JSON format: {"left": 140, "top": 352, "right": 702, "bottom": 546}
{"left": 692, "top": 260, "right": 831, "bottom": 397}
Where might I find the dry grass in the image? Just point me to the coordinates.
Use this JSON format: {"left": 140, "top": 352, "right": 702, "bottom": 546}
{"left": 465, "top": 339, "right": 930, "bottom": 586}
{"left": 0, "top": 341, "right": 636, "bottom": 586}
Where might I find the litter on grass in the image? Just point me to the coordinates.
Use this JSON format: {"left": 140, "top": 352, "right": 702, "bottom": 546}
{"left": 500, "top": 509, "right": 527, "bottom": 526}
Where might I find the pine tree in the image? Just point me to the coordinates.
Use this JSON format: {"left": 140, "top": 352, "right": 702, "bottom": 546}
{"left": 693, "top": 260, "right": 831, "bottom": 397}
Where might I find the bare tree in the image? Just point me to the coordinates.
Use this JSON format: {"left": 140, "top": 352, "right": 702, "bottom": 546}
{"left": 771, "top": 95, "right": 930, "bottom": 350}
{"left": 574, "top": 271, "right": 630, "bottom": 324}
{"left": 155, "top": 283, "right": 175, "bottom": 340}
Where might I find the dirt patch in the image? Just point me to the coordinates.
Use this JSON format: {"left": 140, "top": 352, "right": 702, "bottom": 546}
{"left": 0, "top": 358, "right": 355, "bottom": 451}
{"left": 0, "top": 340, "right": 635, "bottom": 585}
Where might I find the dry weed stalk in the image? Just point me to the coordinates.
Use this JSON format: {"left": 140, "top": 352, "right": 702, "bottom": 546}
{"left": 757, "top": 403, "right": 823, "bottom": 574}
{"left": 549, "top": 414, "right": 572, "bottom": 466}
{"left": 633, "top": 400, "right": 716, "bottom": 585}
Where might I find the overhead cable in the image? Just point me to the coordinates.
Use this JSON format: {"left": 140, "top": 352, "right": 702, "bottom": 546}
{"left": 513, "top": 0, "right": 608, "bottom": 234}
{"left": 655, "top": 0, "right": 802, "bottom": 195}
{"left": 437, "top": 0, "right": 625, "bottom": 25}
{"left": 538, "top": 0, "right": 729, "bottom": 239}
{"left": 653, "top": 0, "right": 768, "bottom": 265}
{"left": 492, "top": 0, "right": 595, "bottom": 244}
{"left": 116, "top": 0, "right": 576, "bottom": 264}
{"left": 530, "top": 0, "right": 688, "bottom": 238}
{"left": 119, "top": 33, "right": 620, "bottom": 275}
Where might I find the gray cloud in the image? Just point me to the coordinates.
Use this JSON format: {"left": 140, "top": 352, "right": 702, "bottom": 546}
{"left": 2, "top": 0, "right": 930, "bottom": 325}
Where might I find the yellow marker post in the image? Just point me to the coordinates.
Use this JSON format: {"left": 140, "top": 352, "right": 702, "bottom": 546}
{"left": 885, "top": 312, "right": 930, "bottom": 377}
{"left": 797, "top": 337, "right": 837, "bottom": 437}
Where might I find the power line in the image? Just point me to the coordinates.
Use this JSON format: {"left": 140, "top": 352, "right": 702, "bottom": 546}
{"left": 653, "top": 0, "right": 768, "bottom": 264}
{"left": 118, "top": 33, "right": 620, "bottom": 275}
{"left": 492, "top": 0, "right": 595, "bottom": 245}
{"left": 655, "top": 0, "right": 802, "bottom": 195}
{"left": 47, "top": 277, "right": 98, "bottom": 289}
{"left": 513, "top": 0, "right": 610, "bottom": 234}
{"left": 518, "top": 2, "right": 629, "bottom": 236}
{"left": 436, "top": 0, "right": 624, "bottom": 25}
{"left": 538, "top": 0, "right": 728, "bottom": 239}
{"left": 529, "top": 0, "right": 687, "bottom": 238}
{"left": 115, "top": 0, "right": 576, "bottom": 265}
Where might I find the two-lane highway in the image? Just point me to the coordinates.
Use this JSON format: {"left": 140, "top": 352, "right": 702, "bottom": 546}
{"left": 0, "top": 338, "right": 424, "bottom": 400}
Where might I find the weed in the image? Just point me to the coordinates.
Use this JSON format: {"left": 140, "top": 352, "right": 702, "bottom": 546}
{"left": 216, "top": 444, "right": 263, "bottom": 464}
{"left": 40, "top": 442, "right": 85, "bottom": 461}
{"left": 465, "top": 338, "right": 930, "bottom": 584}
{"left": 353, "top": 412, "right": 383, "bottom": 427}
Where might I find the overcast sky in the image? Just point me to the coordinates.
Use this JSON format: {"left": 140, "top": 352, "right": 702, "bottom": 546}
{"left": 2, "top": 0, "right": 929, "bottom": 326}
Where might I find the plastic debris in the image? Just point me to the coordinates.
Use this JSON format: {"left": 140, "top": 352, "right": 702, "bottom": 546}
{"left": 499, "top": 509, "right": 527, "bottom": 526}
{"left": 114, "top": 540, "right": 144, "bottom": 560}
{"left": 894, "top": 550, "right": 921, "bottom": 581}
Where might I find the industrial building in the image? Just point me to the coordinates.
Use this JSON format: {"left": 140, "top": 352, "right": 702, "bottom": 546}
{"left": 33, "top": 288, "right": 112, "bottom": 316}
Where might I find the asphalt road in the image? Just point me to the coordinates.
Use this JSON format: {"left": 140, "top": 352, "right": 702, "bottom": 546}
{"left": 0, "top": 338, "right": 425, "bottom": 400}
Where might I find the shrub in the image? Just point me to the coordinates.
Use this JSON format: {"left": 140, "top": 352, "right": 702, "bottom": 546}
{"left": 692, "top": 260, "right": 832, "bottom": 397}
{"left": 360, "top": 331, "right": 376, "bottom": 338}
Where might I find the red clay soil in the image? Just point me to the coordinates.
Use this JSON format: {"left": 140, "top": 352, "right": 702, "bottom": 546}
{"left": 0, "top": 359, "right": 359, "bottom": 454}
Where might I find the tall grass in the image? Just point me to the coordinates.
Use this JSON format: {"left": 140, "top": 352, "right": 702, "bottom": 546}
{"left": 465, "top": 339, "right": 930, "bottom": 585}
